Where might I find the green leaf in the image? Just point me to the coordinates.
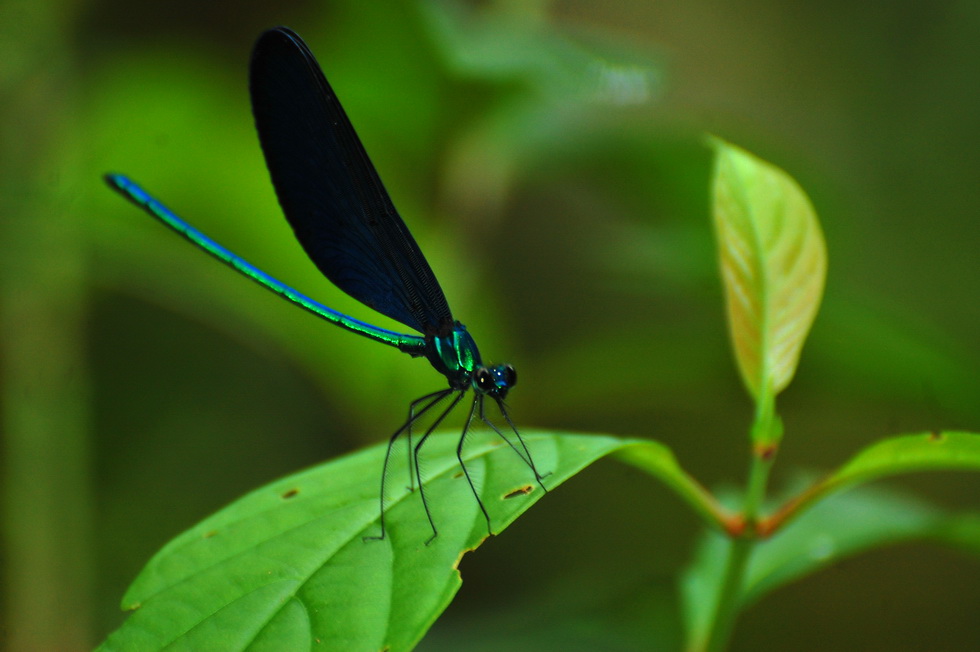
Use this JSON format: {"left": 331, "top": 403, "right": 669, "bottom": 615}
{"left": 767, "top": 431, "right": 980, "bottom": 531}
{"left": 681, "top": 483, "right": 980, "bottom": 644}
{"left": 709, "top": 137, "right": 827, "bottom": 400}
{"left": 97, "top": 431, "right": 650, "bottom": 652}
{"left": 830, "top": 430, "right": 980, "bottom": 482}
{"left": 744, "top": 486, "right": 980, "bottom": 607}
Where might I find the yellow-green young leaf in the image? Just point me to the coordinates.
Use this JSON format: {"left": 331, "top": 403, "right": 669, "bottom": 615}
{"left": 710, "top": 138, "right": 826, "bottom": 399}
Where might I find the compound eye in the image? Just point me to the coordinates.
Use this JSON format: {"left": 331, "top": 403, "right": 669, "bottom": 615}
{"left": 502, "top": 364, "right": 517, "bottom": 387}
{"left": 474, "top": 367, "right": 495, "bottom": 392}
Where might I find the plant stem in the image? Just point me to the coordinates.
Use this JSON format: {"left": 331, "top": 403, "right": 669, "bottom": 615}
{"left": 701, "top": 394, "right": 778, "bottom": 652}
{"left": 703, "top": 537, "right": 752, "bottom": 652}
{"left": 702, "top": 452, "right": 773, "bottom": 652}
{"left": 613, "top": 444, "right": 738, "bottom": 534}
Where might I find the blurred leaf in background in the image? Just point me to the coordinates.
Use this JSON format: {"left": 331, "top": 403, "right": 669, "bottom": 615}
{"left": 2, "top": 0, "right": 978, "bottom": 650}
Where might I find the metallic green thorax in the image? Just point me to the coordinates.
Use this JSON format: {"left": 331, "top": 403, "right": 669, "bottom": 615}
{"left": 426, "top": 323, "right": 517, "bottom": 398}
{"left": 426, "top": 323, "right": 482, "bottom": 390}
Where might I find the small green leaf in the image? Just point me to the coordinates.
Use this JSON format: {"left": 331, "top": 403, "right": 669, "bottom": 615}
{"left": 681, "top": 484, "right": 980, "bottom": 644}
{"left": 767, "top": 431, "right": 980, "bottom": 531}
{"left": 745, "top": 484, "right": 974, "bottom": 606}
{"left": 830, "top": 430, "right": 980, "bottom": 483}
{"left": 97, "top": 430, "right": 646, "bottom": 652}
{"left": 709, "top": 137, "right": 827, "bottom": 399}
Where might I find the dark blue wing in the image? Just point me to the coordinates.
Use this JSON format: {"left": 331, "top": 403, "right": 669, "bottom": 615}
{"left": 249, "top": 26, "right": 453, "bottom": 336}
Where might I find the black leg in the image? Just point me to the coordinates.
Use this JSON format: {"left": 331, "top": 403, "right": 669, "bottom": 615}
{"left": 478, "top": 398, "right": 531, "bottom": 466}
{"left": 413, "top": 391, "right": 465, "bottom": 545}
{"left": 489, "top": 397, "right": 551, "bottom": 491}
{"left": 363, "top": 388, "right": 451, "bottom": 542}
{"left": 457, "top": 396, "right": 493, "bottom": 536}
{"left": 405, "top": 390, "right": 448, "bottom": 491}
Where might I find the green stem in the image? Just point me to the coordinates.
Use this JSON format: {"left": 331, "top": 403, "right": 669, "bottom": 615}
{"left": 700, "top": 393, "right": 778, "bottom": 652}
{"left": 703, "top": 453, "right": 773, "bottom": 652}
{"left": 614, "top": 443, "right": 738, "bottom": 534}
{"left": 703, "top": 537, "right": 752, "bottom": 652}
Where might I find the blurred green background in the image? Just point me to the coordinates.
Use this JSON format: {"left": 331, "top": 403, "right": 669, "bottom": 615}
{"left": 2, "top": 0, "right": 978, "bottom": 650}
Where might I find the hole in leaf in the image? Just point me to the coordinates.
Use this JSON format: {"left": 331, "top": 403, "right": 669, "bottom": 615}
{"left": 503, "top": 485, "right": 533, "bottom": 499}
